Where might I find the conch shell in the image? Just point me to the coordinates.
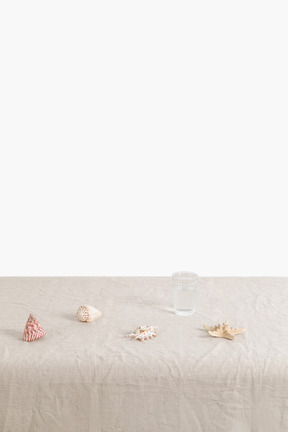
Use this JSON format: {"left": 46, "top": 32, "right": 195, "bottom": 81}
{"left": 204, "top": 321, "right": 245, "bottom": 340}
{"left": 23, "top": 314, "right": 46, "bottom": 342}
{"left": 126, "top": 325, "right": 158, "bottom": 341}
{"left": 77, "top": 305, "right": 102, "bottom": 322}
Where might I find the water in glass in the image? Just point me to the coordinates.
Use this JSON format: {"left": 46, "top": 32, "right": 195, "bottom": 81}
{"left": 172, "top": 272, "right": 198, "bottom": 316}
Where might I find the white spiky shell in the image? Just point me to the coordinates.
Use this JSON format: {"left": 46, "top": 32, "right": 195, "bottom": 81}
{"left": 77, "top": 305, "right": 102, "bottom": 322}
{"left": 126, "top": 325, "right": 158, "bottom": 341}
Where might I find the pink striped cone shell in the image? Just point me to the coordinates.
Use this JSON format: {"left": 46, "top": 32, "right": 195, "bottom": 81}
{"left": 23, "top": 314, "right": 46, "bottom": 342}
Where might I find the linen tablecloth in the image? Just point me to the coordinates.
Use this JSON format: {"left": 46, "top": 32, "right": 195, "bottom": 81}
{"left": 1, "top": 277, "right": 288, "bottom": 432}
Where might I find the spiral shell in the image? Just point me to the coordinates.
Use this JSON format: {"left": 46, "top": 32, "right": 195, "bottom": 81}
{"left": 77, "top": 305, "right": 102, "bottom": 322}
{"left": 23, "top": 314, "right": 46, "bottom": 342}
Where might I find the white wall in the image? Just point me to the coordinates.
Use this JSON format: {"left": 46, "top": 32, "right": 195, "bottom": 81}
{"left": 0, "top": 1, "right": 287, "bottom": 276}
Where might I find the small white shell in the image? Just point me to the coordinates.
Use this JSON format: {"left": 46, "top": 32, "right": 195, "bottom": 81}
{"left": 77, "top": 305, "right": 102, "bottom": 322}
{"left": 126, "top": 325, "right": 158, "bottom": 341}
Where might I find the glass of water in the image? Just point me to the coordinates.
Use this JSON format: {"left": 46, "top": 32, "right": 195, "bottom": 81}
{"left": 172, "top": 271, "right": 198, "bottom": 316}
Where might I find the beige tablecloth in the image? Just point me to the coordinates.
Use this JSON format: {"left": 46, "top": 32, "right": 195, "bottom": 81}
{"left": 1, "top": 277, "right": 288, "bottom": 432}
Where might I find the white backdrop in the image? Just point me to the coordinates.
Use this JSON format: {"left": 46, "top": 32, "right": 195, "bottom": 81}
{"left": 0, "top": 1, "right": 287, "bottom": 276}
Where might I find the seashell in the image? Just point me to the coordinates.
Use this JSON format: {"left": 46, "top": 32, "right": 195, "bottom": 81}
{"left": 23, "top": 314, "right": 46, "bottom": 342}
{"left": 204, "top": 321, "right": 246, "bottom": 340}
{"left": 126, "top": 325, "right": 158, "bottom": 341}
{"left": 77, "top": 305, "right": 102, "bottom": 322}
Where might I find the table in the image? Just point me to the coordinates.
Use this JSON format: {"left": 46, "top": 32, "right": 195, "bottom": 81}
{"left": 1, "top": 277, "right": 288, "bottom": 432}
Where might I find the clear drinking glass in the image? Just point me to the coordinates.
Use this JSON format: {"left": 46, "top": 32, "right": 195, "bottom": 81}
{"left": 172, "top": 271, "right": 198, "bottom": 316}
